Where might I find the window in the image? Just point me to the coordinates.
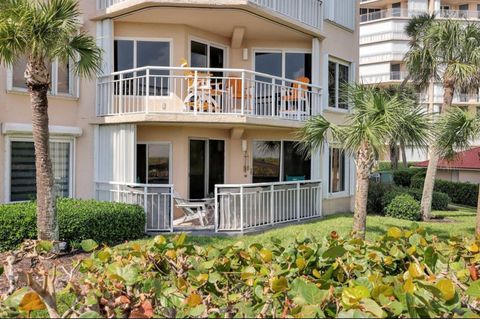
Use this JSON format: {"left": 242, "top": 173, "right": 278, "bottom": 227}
{"left": 329, "top": 147, "right": 345, "bottom": 193}
{"left": 252, "top": 141, "right": 311, "bottom": 183}
{"left": 190, "top": 40, "right": 225, "bottom": 77}
{"left": 254, "top": 51, "right": 312, "bottom": 82}
{"left": 329, "top": 60, "right": 350, "bottom": 110}
{"left": 390, "top": 63, "right": 401, "bottom": 80}
{"left": 459, "top": 4, "right": 469, "bottom": 18}
{"left": 114, "top": 39, "right": 171, "bottom": 95}
{"left": 10, "top": 57, "right": 73, "bottom": 95}
{"left": 392, "top": 2, "right": 401, "bottom": 17}
{"left": 136, "top": 143, "right": 171, "bottom": 184}
{"left": 9, "top": 140, "right": 71, "bottom": 202}
{"left": 360, "top": 8, "right": 381, "bottom": 22}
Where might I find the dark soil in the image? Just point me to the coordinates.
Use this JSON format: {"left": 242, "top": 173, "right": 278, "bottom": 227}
{"left": 0, "top": 251, "right": 88, "bottom": 295}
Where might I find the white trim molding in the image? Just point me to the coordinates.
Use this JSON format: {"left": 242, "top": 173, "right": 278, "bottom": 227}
{"left": 1, "top": 123, "right": 83, "bottom": 137}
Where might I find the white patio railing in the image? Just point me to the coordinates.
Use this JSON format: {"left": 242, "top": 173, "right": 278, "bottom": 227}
{"left": 215, "top": 180, "right": 322, "bottom": 233}
{"left": 97, "top": 0, "right": 323, "bottom": 30}
{"left": 95, "top": 181, "right": 174, "bottom": 232}
{"left": 437, "top": 10, "right": 480, "bottom": 20}
{"left": 97, "top": 66, "right": 322, "bottom": 122}
{"left": 360, "top": 8, "right": 425, "bottom": 23}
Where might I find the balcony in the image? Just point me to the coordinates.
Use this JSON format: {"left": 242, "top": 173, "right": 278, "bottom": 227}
{"left": 96, "top": 67, "right": 322, "bottom": 123}
{"left": 360, "top": 8, "right": 425, "bottom": 23}
{"left": 360, "top": 31, "right": 409, "bottom": 44}
{"left": 95, "top": 180, "right": 323, "bottom": 233}
{"left": 97, "top": 0, "right": 323, "bottom": 31}
{"left": 437, "top": 10, "right": 480, "bottom": 20}
{"left": 360, "top": 71, "right": 408, "bottom": 84}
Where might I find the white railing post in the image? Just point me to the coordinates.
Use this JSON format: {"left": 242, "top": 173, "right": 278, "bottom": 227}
{"left": 296, "top": 182, "right": 301, "bottom": 221}
{"left": 240, "top": 186, "right": 244, "bottom": 233}
{"left": 193, "top": 70, "right": 198, "bottom": 115}
{"left": 271, "top": 78, "right": 276, "bottom": 117}
{"left": 270, "top": 184, "right": 275, "bottom": 226}
{"left": 241, "top": 71, "right": 245, "bottom": 115}
{"left": 143, "top": 186, "right": 148, "bottom": 233}
{"left": 170, "top": 187, "right": 174, "bottom": 232}
{"left": 145, "top": 68, "right": 150, "bottom": 114}
{"left": 214, "top": 186, "right": 219, "bottom": 232}
{"left": 119, "top": 73, "right": 124, "bottom": 114}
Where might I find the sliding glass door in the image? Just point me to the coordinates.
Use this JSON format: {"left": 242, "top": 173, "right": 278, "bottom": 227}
{"left": 189, "top": 139, "right": 225, "bottom": 199}
{"left": 190, "top": 40, "right": 225, "bottom": 77}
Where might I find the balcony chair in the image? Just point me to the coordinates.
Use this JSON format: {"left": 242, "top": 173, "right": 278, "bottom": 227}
{"left": 180, "top": 59, "right": 221, "bottom": 113}
{"left": 173, "top": 195, "right": 214, "bottom": 227}
{"left": 280, "top": 77, "right": 310, "bottom": 120}
{"left": 226, "top": 78, "right": 253, "bottom": 114}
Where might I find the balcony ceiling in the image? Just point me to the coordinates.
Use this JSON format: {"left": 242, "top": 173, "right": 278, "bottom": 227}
{"left": 360, "top": 0, "right": 394, "bottom": 9}
{"left": 113, "top": 7, "right": 312, "bottom": 41}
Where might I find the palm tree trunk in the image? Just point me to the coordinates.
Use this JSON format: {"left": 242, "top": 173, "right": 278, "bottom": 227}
{"left": 26, "top": 58, "right": 58, "bottom": 241}
{"left": 400, "top": 141, "right": 408, "bottom": 168}
{"left": 353, "top": 143, "right": 373, "bottom": 239}
{"left": 476, "top": 184, "right": 480, "bottom": 236}
{"left": 421, "top": 82, "right": 454, "bottom": 220}
{"left": 389, "top": 142, "right": 399, "bottom": 170}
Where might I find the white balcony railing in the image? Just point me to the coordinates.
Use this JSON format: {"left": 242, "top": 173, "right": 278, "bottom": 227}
{"left": 437, "top": 10, "right": 480, "bottom": 20}
{"left": 95, "top": 181, "right": 174, "bottom": 232}
{"left": 360, "top": 8, "right": 425, "bottom": 23}
{"left": 360, "top": 31, "right": 410, "bottom": 44}
{"left": 95, "top": 180, "right": 323, "bottom": 234}
{"left": 97, "top": 67, "right": 322, "bottom": 122}
{"left": 360, "top": 71, "right": 408, "bottom": 83}
{"left": 98, "top": 0, "right": 323, "bottom": 30}
{"left": 215, "top": 180, "right": 322, "bottom": 233}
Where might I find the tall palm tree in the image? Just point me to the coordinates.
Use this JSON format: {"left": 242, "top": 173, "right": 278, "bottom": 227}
{"left": 298, "top": 84, "right": 430, "bottom": 239}
{"left": 435, "top": 108, "right": 480, "bottom": 234}
{"left": 404, "top": 16, "right": 480, "bottom": 220}
{"left": 0, "top": 0, "right": 102, "bottom": 241}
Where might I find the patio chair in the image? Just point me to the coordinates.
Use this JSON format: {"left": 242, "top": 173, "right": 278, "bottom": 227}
{"left": 173, "top": 195, "right": 214, "bottom": 227}
{"left": 226, "top": 78, "right": 252, "bottom": 114}
{"left": 280, "top": 77, "right": 310, "bottom": 119}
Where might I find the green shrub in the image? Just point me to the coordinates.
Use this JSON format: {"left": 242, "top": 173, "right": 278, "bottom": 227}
{"left": 0, "top": 198, "right": 145, "bottom": 251}
{"left": 367, "top": 182, "right": 394, "bottom": 214}
{"left": 393, "top": 168, "right": 425, "bottom": 187}
{"left": 382, "top": 187, "right": 450, "bottom": 211}
{"left": 3, "top": 228, "right": 480, "bottom": 318}
{"left": 411, "top": 177, "right": 478, "bottom": 207}
{"left": 385, "top": 194, "right": 421, "bottom": 221}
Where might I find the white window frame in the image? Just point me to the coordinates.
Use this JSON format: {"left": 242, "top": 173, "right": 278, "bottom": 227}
{"left": 328, "top": 146, "right": 346, "bottom": 195}
{"left": 113, "top": 37, "right": 173, "bottom": 71}
{"left": 328, "top": 58, "right": 352, "bottom": 111}
{"left": 6, "top": 58, "right": 78, "bottom": 98}
{"left": 252, "top": 48, "right": 313, "bottom": 80}
{"left": 251, "top": 139, "right": 312, "bottom": 183}
{"left": 135, "top": 141, "right": 173, "bottom": 185}
{"left": 188, "top": 36, "right": 229, "bottom": 68}
{"left": 323, "top": 143, "right": 352, "bottom": 198}
{"left": 4, "top": 135, "right": 75, "bottom": 203}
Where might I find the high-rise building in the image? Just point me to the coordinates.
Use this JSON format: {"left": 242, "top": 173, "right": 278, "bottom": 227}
{"left": 360, "top": 0, "right": 480, "bottom": 161}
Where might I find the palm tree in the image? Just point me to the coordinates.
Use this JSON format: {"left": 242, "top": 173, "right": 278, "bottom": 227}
{"left": 404, "top": 16, "right": 480, "bottom": 220}
{"left": 0, "top": 0, "right": 102, "bottom": 241}
{"left": 298, "top": 84, "right": 430, "bottom": 239}
{"left": 435, "top": 108, "right": 480, "bottom": 234}
{"left": 385, "top": 84, "right": 425, "bottom": 169}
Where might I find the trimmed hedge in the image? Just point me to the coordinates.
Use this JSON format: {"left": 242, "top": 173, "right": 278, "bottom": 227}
{"left": 392, "top": 168, "right": 425, "bottom": 187}
{"left": 383, "top": 187, "right": 450, "bottom": 211}
{"left": 368, "top": 182, "right": 450, "bottom": 215}
{"left": 385, "top": 194, "right": 421, "bottom": 221}
{"left": 411, "top": 177, "right": 478, "bottom": 207}
{"left": 0, "top": 198, "right": 146, "bottom": 251}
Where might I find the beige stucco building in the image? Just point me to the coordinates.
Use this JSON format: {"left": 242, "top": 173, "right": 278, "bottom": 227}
{"left": 0, "top": 0, "right": 359, "bottom": 233}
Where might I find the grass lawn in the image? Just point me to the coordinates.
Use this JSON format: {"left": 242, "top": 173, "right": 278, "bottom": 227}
{"left": 129, "top": 205, "right": 477, "bottom": 249}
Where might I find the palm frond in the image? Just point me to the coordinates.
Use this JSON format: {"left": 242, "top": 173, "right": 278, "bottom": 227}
{"left": 436, "top": 108, "right": 480, "bottom": 159}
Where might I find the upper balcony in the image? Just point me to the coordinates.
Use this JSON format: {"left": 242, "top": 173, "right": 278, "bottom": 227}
{"left": 96, "top": 0, "right": 324, "bottom": 33}
{"left": 360, "top": 8, "right": 425, "bottom": 23}
{"left": 96, "top": 66, "right": 322, "bottom": 125}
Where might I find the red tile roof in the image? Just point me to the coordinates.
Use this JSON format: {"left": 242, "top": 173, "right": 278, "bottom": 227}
{"left": 415, "top": 147, "right": 480, "bottom": 170}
